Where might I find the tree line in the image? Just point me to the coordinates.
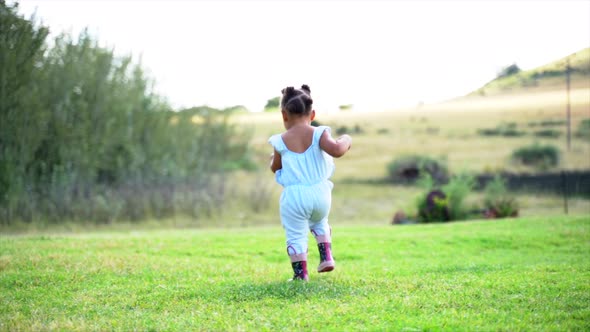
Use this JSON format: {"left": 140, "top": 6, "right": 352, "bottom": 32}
{"left": 0, "top": 1, "right": 254, "bottom": 225}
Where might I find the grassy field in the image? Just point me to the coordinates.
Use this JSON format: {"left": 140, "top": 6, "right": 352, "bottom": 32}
{"left": 471, "top": 48, "right": 590, "bottom": 96}
{"left": 241, "top": 87, "right": 590, "bottom": 179}
{"left": 2, "top": 52, "right": 588, "bottom": 331}
{"left": 222, "top": 85, "right": 590, "bottom": 225}
{"left": 1, "top": 215, "right": 588, "bottom": 331}
{"left": 3, "top": 85, "right": 588, "bottom": 234}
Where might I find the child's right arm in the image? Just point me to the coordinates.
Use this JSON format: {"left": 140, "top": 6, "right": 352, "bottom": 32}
{"left": 270, "top": 149, "right": 282, "bottom": 173}
{"left": 319, "top": 131, "right": 352, "bottom": 158}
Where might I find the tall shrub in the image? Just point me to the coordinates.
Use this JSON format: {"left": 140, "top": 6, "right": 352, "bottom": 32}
{"left": 0, "top": 4, "right": 254, "bottom": 225}
{"left": 483, "top": 175, "right": 519, "bottom": 218}
{"left": 0, "top": 1, "right": 49, "bottom": 223}
{"left": 387, "top": 155, "right": 449, "bottom": 184}
{"left": 511, "top": 143, "right": 559, "bottom": 170}
{"left": 414, "top": 173, "right": 475, "bottom": 223}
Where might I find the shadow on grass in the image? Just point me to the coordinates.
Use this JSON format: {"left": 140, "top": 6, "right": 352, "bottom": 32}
{"left": 187, "top": 279, "right": 364, "bottom": 303}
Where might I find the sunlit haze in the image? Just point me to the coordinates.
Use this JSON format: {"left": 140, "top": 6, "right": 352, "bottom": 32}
{"left": 16, "top": 0, "right": 590, "bottom": 112}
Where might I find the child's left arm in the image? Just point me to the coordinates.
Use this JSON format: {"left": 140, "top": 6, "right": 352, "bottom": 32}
{"left": 320, "top": 131, "right": 352, "bottom": 158}
{"left": 270, "top": 149, "right": 282, "bottom": 173}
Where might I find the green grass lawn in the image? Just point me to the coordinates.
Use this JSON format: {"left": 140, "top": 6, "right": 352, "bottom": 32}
{"left": 1, "top": 216, "right": 588, "bottom": 331}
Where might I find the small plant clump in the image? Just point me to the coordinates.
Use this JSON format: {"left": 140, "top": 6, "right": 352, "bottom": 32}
{"left": 528, "top": 119, "right": 566, "bottom": 127}
{"left": 575, "top": 119, "right": 590, "bottom": 139}
{"left": 387, "top": 155, "right": 449, "bottom": 185}
{"left": 336, "top": 124, "right": 364, "bottom": 135}
{"left": 533, "top": 129, "right": 561, "bottom": 138}
{"left": 377, "top": 128, "right": 390, "bottom": 135}
{"left": 511, "top": 143, "right": 560, "bottom": 170}
{"left": 399, "top": 173, "right": 521, "bottom": 224}
{"left": 413, "top": 173, "right": 475, "bottom": 223}
{"left": 477, "top": 122, "right": 525, "bottom": 137}
{"left": 417, "top": 189, "right": 450, "bottom": 222}
{"left": 483, "top": 175, "right": 519, "bottom": 219}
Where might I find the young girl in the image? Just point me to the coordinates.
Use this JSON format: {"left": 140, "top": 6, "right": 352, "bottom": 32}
{"left": 268, "top": 84, "right": 352, "bottom": 281}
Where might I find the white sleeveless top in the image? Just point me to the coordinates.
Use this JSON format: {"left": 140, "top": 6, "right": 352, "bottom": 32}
{"left": 268, "top": 126, "right": 335, "bottom": 187}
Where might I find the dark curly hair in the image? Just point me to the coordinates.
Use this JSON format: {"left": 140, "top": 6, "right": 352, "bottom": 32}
{"left": 280, "top": 84, "right": 313, "bottom": 115}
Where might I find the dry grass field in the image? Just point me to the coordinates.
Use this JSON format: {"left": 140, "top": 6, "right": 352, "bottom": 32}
{"left": 241, "top": 87, "right": 589, "bottom": 179}
{"left": 6, "top": 85, "right": 585, "bottom": 233}
{"left": 226, "top": 86, "right": 589, "bottom": 226}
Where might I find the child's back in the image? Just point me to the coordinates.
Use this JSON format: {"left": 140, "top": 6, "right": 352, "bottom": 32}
{"left": 281, "top": 125, "right": 313, "bottom": 153}
{"left": 269, "top": 125, "right": 335, "bottom": 188}
{"left": 268, "top": 84, "right": 351, "bottom": 281}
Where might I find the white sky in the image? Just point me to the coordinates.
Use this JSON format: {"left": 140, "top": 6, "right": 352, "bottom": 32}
{"left": 15, "top": 0, "right": 590, "bottom": 112}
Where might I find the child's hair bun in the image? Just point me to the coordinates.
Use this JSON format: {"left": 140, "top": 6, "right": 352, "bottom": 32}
{"left": 280, "top": 84, "right": 313, "bottom": 115}
{"left": 281, "top": 86, "right": 296, "bottom": 99}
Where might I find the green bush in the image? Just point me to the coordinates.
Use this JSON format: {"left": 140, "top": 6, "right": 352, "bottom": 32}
{"left": 483, "top": 175, "right": 519, "bottom": 219}
{"left": 414, "top": 173, "right": 475, "bottom": 223}
{"left": 575, "top": 119, "right": 590, "bottom": 139}
{"left": 536, "top": 119, "right": 566, "bottom": 127}
{"left": 477, "top": 122, "right": 525, "bottom": 137}
{"left": 264, "top": 96, "right": 280, "bottom": 112}
{"left": 416, "top": 189, "right": 449, "bottom": 223}
{"left": 441, "top": 174, "right": 476, "bottom": 221}
{"left": 511, "top": 143, "right": 560, "bottom": 170}
{"left": 0, "top": 4, "right": 254, "bottom": 225}
{"left": 387, "top": 155, "right": 448, "bottom": 184}
{"left": 377, "top": 128, "right": 390, "bottom": 135}
{"left": 497, "top": 63, "right": 521, "bottom": 78}
{"left": 533, "top": 129, "right": 561, "bottom": 138}
{"left": 336, "top": 124, "right": 364, "bottom": 135}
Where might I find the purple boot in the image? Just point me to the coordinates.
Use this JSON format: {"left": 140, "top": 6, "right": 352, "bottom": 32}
{"left": 289, "top": 253, "right": 309, "bottom": 281}
{"left": 317, "top": 242, "right": 335, "bottom": 273}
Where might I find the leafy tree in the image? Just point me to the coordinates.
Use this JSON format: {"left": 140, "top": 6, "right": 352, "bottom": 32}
{"left": 264, "top": 96, "right": 280, "bottom": 111}
{"left": 0, "top": 2, "right": 254, "bottom": 225}
{"left": 0, "top": 0, "right": 49, "bottom": 221}
{"left": 497, "top": 63, "right": 521, "bottom": 78}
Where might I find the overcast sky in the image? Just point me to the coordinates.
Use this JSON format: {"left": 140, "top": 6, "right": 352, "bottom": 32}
{"left": 16, "top": 0, "right": 590, "bottom": 112}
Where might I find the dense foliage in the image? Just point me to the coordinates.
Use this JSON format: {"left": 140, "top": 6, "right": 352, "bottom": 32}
{"left": 496, "top": 63, "right": 521, "bottom": 78}
{"left": 264, "top": 96, "right": 280, "bottom": 112}
{"left": 0, "top": 1, "right": 253, "bottom": 225}
{"left": 387, "top": 155, "right": 449, "bottom": 185}
{"left": 483, "top": 175, "right": 519, "bottom": 218}
{"left": 414, "top": 173, "right": 475, "bottom": 223}
{"left": 511, "top": 143, "right": 560, "bottom": 170}
{"left": 576, "top": 119, "right": 590, "bottom": 140}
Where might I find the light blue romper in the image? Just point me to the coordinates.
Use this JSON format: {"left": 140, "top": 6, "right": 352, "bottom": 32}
{"left": 268, "top": 126, "right": 335, "bottom": 256}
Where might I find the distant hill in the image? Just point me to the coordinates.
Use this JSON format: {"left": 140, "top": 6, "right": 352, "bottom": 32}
{"left": 469, "top": 48, "right": 590, "bottom": 97}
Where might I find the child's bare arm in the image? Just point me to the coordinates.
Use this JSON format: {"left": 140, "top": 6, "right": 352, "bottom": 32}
{"left": 270, "top": 149, "right": 282, "bottom": 173}
{"left": 319, "top": 131, "right": 352, "bottom": 158}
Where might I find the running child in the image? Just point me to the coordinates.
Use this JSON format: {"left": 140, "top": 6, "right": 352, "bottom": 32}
{"left": 268, "top": 84, "right": 352, "bottom": 281}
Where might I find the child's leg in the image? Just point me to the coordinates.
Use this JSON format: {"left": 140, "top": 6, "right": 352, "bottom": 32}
{"left": 308, "top": 183, "right": 335, "bottom": 273}
{"left": 284, "top": 230, "right": 309, "bottom": 281}
{"left": 281, "top": 204, "right": 310, "bottom": 258}
{"left": 287, "top": 251, "right": 308, "bottom": 281}
{"left": 310, "top": 219, "right": 335, "bottom": 273}
{"left": 280, "top": 190, "right": 310, "bottom": 281}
